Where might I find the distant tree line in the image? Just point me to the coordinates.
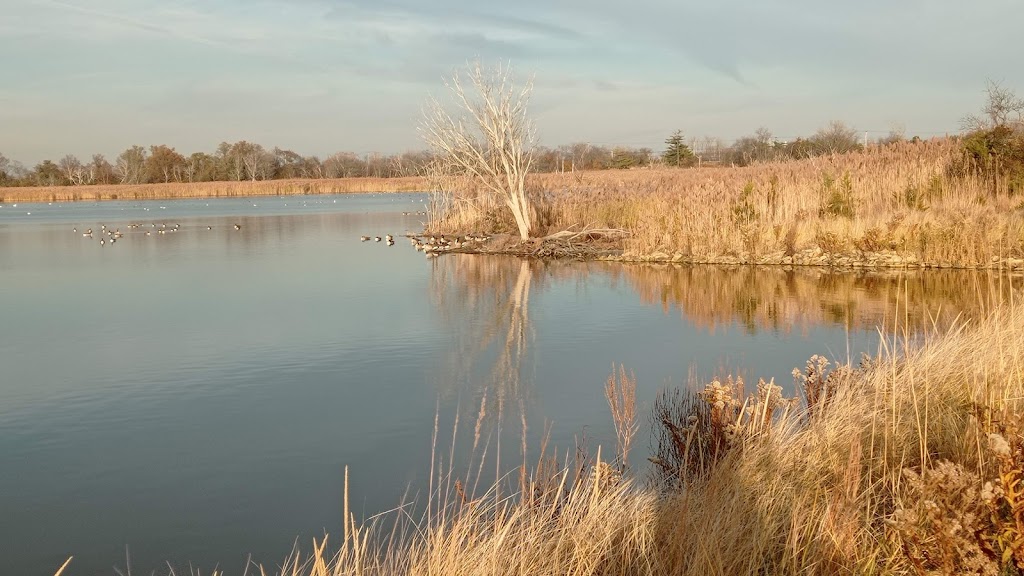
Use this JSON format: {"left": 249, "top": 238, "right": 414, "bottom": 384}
{"left": 0, "top": 121, "right": 910, "bottom": 187}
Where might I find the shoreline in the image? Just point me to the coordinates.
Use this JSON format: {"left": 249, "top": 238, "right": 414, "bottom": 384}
{"left": 0, "top": 176, "right": 427, "bottom": 203}
{"left": 427, "top": 233, "right": 1024, "bottom": 271}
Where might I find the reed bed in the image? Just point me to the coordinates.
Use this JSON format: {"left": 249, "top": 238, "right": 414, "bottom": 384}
{"left": 231, "top": 299, "right": 1023, "bottom": 576}
{"left": 430, "top": 139, "right": 1024, "bottom": 268}
{"left": 0, "top": 177, "right": 427, "bottom": 203}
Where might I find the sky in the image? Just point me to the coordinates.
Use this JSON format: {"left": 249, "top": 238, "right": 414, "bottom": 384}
{"left": 1, "top": 0, "right": 1022, "bottom": 165}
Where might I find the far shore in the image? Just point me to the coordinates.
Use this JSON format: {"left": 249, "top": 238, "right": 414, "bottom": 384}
{"left": 0, "top": 176, "right": 428, "bottom": 203}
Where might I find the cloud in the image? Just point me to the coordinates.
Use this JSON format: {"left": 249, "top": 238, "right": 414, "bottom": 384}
{"left": 3, "top": 0, "right": 1023, "bottom": 164}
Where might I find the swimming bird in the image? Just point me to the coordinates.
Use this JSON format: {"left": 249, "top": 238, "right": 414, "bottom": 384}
{"left": 207, "top": 226, "right": 213, "bottom": 230}
{"left": 386, "top": 239, "right": 395, "bottom": 246}
{"left": 360, "top": 236, "right": 370, "bottom": 241}
{"left": 234, "top": 224, "right": 241, "bottom": 230}
{"left": 385, "top": 234, "right": 393, "bottom": 243}
{"left": 83, "top": 228, "right": 92, "bottom": 237}
{"left": 374, "top": 236, "right": 382, "bottom": 242}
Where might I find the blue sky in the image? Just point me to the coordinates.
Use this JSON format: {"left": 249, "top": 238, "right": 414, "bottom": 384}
{"left": 1, "top": 0, "right": 1021, "bottom": 164}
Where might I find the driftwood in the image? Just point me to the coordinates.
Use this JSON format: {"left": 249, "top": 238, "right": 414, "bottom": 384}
{"left": 452, "top": 227, "right": 628, "bottom": 260}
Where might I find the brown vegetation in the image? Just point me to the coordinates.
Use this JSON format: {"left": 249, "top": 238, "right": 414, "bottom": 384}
{"left": 432, "top": 254, "right": 1021, "bottom": 338}
{"left": 429, "top": 138, "right": 1024, "bottom": 269}
{"left": 0, "top": 176, "right": 426, "bottom": 203}
{"left": 200, "top": 300, "right": 1023, "bottom": 576}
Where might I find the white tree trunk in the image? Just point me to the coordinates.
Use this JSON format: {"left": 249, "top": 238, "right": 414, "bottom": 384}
{"left": 421, "top": 60, "right": 536, "bottom": 240}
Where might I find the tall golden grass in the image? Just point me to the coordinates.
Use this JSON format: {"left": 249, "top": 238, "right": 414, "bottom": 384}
{"left": 240, "top": 298, "right": 1023, "bottom": 576}
{"left": 0, "top": 177, "right": 427, "bottom": 203}
{"left": 431, "top": 139, "right": 1024, "bottom": 268}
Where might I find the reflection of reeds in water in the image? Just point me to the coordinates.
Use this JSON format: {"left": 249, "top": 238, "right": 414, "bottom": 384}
{"left": 605, "top": 263, "right": 1023, "bottom": 335}
{"left": 428, "top": 256, "right": 1021, "bottom": 408}
{"left": 267, "top": 303, "right": 1024, "bottom": 576}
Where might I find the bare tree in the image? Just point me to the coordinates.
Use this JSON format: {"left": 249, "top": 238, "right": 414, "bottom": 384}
{"left": 116, "top": 146, "right": 148, "bottom": 184}
{"left": 421, "top": 60, "right": 536, "bottom": 240}
{"left": 961, "top": 80, "right": 1024, "bottom": 131}
{"left": 58, "top": 155, "right": 88, "bottom": 185}
{"left": 323, "top": 152, "right": 365, "bottom": 178}
{"left": 809, "top": 121, "right": 861, "bottom": 154}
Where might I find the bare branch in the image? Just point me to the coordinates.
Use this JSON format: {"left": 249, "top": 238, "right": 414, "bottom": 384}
{"left": 420, "top": 60, "right": 537, "bottom": 240}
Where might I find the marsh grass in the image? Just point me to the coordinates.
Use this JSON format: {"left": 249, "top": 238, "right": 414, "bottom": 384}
{"left": 428, "top": 139, "right": 1024, "bottom": 267}
{"left": 0, "top": 177, "right": 426, "bottom": 203}
{"left": 202, "top": 297, "right": 1021, "bottom": 576}
{"left": 62, "top": 296, "right": 1024, "bottom": 575}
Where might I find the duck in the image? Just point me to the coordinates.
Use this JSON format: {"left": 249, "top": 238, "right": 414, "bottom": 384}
{"left": 233, "top": 224, "right": 241, "bottom": 230}
{"left": 374, "top": 236, "right": 382, "bottom": 242}
{"left": 385, "top": 234, "right": 393, "bottom": 243}
{"left": 207, "top": 226, "right": 213, "bottom": 230}
{"left": 386, "top": 239, "right": 395, "bottom": 246}
{"left": 360, "top": 236, "right": 370, "bottom": 242}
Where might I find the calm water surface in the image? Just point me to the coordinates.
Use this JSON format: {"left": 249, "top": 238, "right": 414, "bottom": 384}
{"left": 0, "top": 194, "right": 1017, "bottom": 574}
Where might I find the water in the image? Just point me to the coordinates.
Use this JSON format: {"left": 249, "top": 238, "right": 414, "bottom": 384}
{"left": 0, "top": 194, "right": 1017, "bottom": 574}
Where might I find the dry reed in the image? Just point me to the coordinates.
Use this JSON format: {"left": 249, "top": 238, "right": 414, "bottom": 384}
{"left": 224, "top": 298, "right": 1024, "bottom": 576}
{"left": 1, "top": 177, "right": 427, "bottom": 203}
{"left": 430, "top": 139, "right": 1024, "bottom": 269}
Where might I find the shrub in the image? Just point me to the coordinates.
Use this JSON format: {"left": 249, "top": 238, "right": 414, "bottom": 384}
{"left": 961, "top": 125, "right": 1024, "bottom": 196}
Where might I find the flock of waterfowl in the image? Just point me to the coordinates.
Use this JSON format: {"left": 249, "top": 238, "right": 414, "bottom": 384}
{"left": 74, "top": 222, "right": 242, "bottom": 245}
{"left": 359, "top": 232, "right": 491, "bottom": 258}
{"left": 70, "top": 216, "right": 484, "bottom": 259}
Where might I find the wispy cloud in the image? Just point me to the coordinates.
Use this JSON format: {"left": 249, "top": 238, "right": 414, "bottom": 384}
{"left": 2, "top": 0, "right": 1022, "bottom": 164}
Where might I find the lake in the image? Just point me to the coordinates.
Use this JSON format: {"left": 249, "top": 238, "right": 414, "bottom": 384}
{"left": 0, "top": 193, "right": 1017, "bottom": 574}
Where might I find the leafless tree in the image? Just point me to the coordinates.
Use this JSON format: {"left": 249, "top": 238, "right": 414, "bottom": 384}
{"left": 810, "top": 121, "right": 861, "bottom": 154}
{"left": 421, "top": 60, "right": 536, "bottom": 240}
{"left": 58, "top": 155, "right": 89, "bottom": 185}
{"left": 961, "top": 80, "right": 1024, "bottom": 131}
{"left": 116, "top": 146, "right": 147, "bottom": 184}
{"left": 323, "top": 152, "right": 364, "bottom": 179}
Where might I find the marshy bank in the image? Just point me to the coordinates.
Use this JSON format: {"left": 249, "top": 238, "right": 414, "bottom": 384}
{"left": 226, "top": 298, "right": 1024, "bottom": 576}
{"left": 0, "top": 176, "right": 426, "bottom": 203}
{"left": 20, "top": 214, "right": 1020, "bottom": 573}
{"left": 427, "top": 138, "right": 1024, "bottom": 270}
